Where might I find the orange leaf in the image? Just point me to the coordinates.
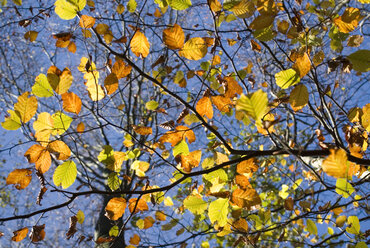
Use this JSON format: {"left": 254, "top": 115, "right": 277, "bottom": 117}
{"left": 6, "top": 169, "right": 32, "bottom": 190}
{"left": 48, "top": 140, "right": 71, "bottom": 160}
{"left": 133, "top": 125, "right": 152, "bottom": 135}
{"left": 11, "top": 227, "right": 28, "bottom": 242}
{"left": 76, "top": 122, "right": 85, "bottom": 133}
{"left": 35, "top": 149, "right": 51, "bottom": 173}
{"left": 292, "top": 52, "right": 311, "bottom": 78}
{"left": 224, "top": 77, "right": 243, "bottom": 98}
{"left": 105, "top": 197, "right": 126, "bottom": 220}
{"left": 130, "top": 31, "right": 150, "bottom": 58}
{"left": 159, "top": 126, "right": 196, "bottom": 146}
{"left": 211, "top": 95, "right": 232, "bottom": 113}
{"left": 163, "top": 24, "right": 185, "bottom": 50}
{"left": 79, "top": 15, "right": 96, "bottom": 29}
{"left": 322, "top": 149, "right": 350, "bottom": 178}
{"left": 233, "top": 218, "right": 248, "bottom": 232}
{"left": 128, "top": 198, "right": 148, "bottom": 213}
{"left": 196, "top": 96, "right": 213, "bottom": 119}
{"left": 236, "top": 158, "right": 258, "bottom": 175}
{"left": 180, "top": 150, "right": 202, "bottom": 172}
{"left": 155, "top": 211, "right": 167, "bottom": 221}
{"left": 14, "top": 92, "right": 38, "bottom": 123}
{"left": 129, "top": 234, "right": 141, "bottom": 245}
{"left": 24, "top": 144, "right": 45, "bottom": 163}
{"left": 250, "top": 39, "right": 261, "bottom": 52}
{"left": 143, "top": 216, "right": 155, "bottom": 229}
{"left": 231, "top": 187, "right": 261, "bottom": 209}
{"left": 62, "top": 92, "right": 82, "bottom": 114}
{"left": 235, "top": 174, "right": 251, "bottom": 189}
{"left": 104, "top": 73, "right": 119, "bottom": 95}
{"left": 112, "top": 59, "right": 132, "bottom": 79}
{"left": 67, "top": 41, "right": 76, "bottom": 53}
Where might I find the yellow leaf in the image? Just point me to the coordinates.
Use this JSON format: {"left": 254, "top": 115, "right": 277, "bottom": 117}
{"left": 236, "top": 158, "right": 258, "bottom": 175}
{"left": 6, "top": 169, "right": 32, "bottom": 190}
{"left": 231, "top": 187, "right": 261, "bottom": 209}
{"left": 292, "top": 52, "right": 311, "bottom": 78}
{"left": 116, "top": 4, "right": 125, "bottom": 14}
{"left": 48, "top": 140, "right": 71, "bottom": 160}
{"left": 24, "top": 144, "right": 51, "bottom": 173}
{"left": 11, "top": 227, "right": 28, "bottom": 242}
{"left": 230, "top": 0, "right": 255, "bottom": 18}
{"left": 104, "top": 73, "right": 119, "bottom": 95}
{"left": 62, "top": 92, "right": 82, "bottom": 114}
{"left": 179, "top": 37, "right": 207, "bottom": 60}
{"left": 33, "top": 112, "right": 54, "bottom": 145}
{"left": 1, "top": 110, "right": 21, "bottom": 130}
{"left": 289, "top": 84, "right": 309, "bottom": 111}
{"left": 196, "top": 96, "right": 213, "bottom": 119}
{"left": 208, "top": 0, "right": 221, "bottom": 12}
{"left": 163, "top": 24, "right": 185, "bottom": 49}
{"left": 79, "top": 15, "right": 95, "bottom": 29}
{"left": 361, "top": 103, "right": 370, "bottom": 132}
{"left": 54, "top": 0, "right": 86, "bottom": 20}
{"left": 24, "top": 30, "right": 38, "bottom": 42}
{"left": 334, "top": 7, "right": 363, "bottom": 33}
{"left": 47, "top": 67, "right": 73, "bottom": 95}
{"left": 322, "top": 149, "right": 350, "bottom": 178}
{"left": 84, "top": 71, "right": 105, "bottom": 101}
{"left": 14, "top": 92, "right": 37, "bottom": 123}
{"left": 130, "top": 31, "right": 150, "bottom": 58}
{"left": 105, "top": 197, "right": 126, "bottom": 220}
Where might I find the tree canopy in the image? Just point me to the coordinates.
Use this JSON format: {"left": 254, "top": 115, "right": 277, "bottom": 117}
{"left": 0, "top": 0, "right": 369, "bottom": 247}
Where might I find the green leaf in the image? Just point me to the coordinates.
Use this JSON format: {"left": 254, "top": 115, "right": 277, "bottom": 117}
{"left": 173, "top": 139, "right": 189, "bottom": 157}
{"left": 127, "top": 0, "right": 137, "bottom": 12}
{"left": 346, "top": 216, "right": 360, "bottom": 234}
{"left": 109, "top": 226, "right": 119, "bottom": 237}
{"left": 54, "top": 0, "right": 86, "bottom": 20}
{"left": 169, "top": 0, "right": 192, "bottom": 10}
{"left": 336, "top": 178, "right": 354, "bottom": 198}
{"left": 53, "top": 160, "right": 77, "bottom": 189}
{"left": 235, "top": 89, "right": 268, "bottom": 125}
{"left": 32, "top": 74, "right": 53, "bottom": 97}
{"left": 107, "top": 172, "right": 121, "bottom": 191}
{"left": 208, "top": 198, "right": 229, "bottom": 227}
{"left": 355, "top": 242, "right": 368, "bottom": 248}
{"left": 203, "top": 169, "right": 228, "bottom": 183}
{"left": 1, "top": 110, "right": 21, "bottom": 130}
{"left": 347, "top": 50, "right": 370, "bottom": 72}
{"left": 145, "top": 100, "right": 159, "bottom": 110}
{"left": 183, "top": 195, "right": 208, "bottom": 215}
{"left": 306, "top": 219, "right": 317, "bottom": 235}
{"left": 51, "top": 111, "right": 73, "bottom": 135}
{"left": 275, "top": 68, "right": 300, "bottom": 89}
{"left": 223, "top": 0, "right": 241, "bottom": 10}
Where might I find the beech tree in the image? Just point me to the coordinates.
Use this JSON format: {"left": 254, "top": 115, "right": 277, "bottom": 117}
{"left": 0, "top": 0, "right": 369, "bottom": 247}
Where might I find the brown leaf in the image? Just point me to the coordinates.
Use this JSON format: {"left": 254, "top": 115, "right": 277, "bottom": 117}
{"left": 132, "top": 125, "right": 153, "bottom": 135}
{"left": 284, "top": 197, "right": 294, "bottom": 211}
{"left": 6, "top": 169, "right": 32, "bottom": 190}
{"left": 29, "top": 224, "right": 45, "bottom": 242}
{"left": 62, "top": 92, "right": 82, "bottom": 114}
{"left": 129, "top": 234, "right": 141, "bottom": 245}
{"left": 66, "top": 216, "right": 78, "bottom": 240}
{"left": 233, "top": 218, "right": 248, "bottom": 232}
{"left": 250, "top": 39, "right": 261, "bottom": 52}
{"left": 211, "top": 95, "right": 232, "bottom": 113}
{"left": 105, "top": 197, "right": 126, "bottom": 220}
{"left": 231, "top": 188, "right": 261, "bottom": 209}
{"left": 104, "top": 73, "right": 119, "bottom": 95}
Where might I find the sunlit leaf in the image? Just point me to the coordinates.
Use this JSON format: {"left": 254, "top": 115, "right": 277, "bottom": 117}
{"left": 14, "top": 92, "right": 37, "bottom": 123}
{"left": 112, "top": 59, "right": 132, "bottom": 79}
{"left": 24, "top": 144, "right": 51, "bottom": 173}
{"left": 163, "top": 24, "right": 185, "bottom": 49}
{"left": 1, "top": 110, "right": 21, "bottom": 130}
{"left": 179, "top": 37, "right": 207, "bottom": 60}
{"left": 52, "top": 111, "right": 73, "bottom": 135}
{"left": 275, "top": 68, "right": 300, "bottom": 89}
{"left": 11, "top": 227, "right": 28, "bottom": 242}
{"left": 53, "top": 160, "right": 77, "bottom": 189}
{"left": 62, "top": 92, "right": 82, "bottom": 114}
{"left": 208, "top": 198, "right": 229, "bottom": 227}
{"left": 104, "top": 73, "right": 119, "bottom": 95}
{"left": 33, "top": 112, "right": 53, "bottom": 145}
{"left": 322, "top": 149, "right": 350, "bottom": 178}
{"left": 48, "top": 140, "right": 71, "bottom": 160}
{"left": 127, "top": 0, "right": 137, "bottom": 12}
{"left": 236, "top": 89, "right": 268, "bottom": 125}
{"left": 196, "top": 96, "right": 213, "bottom": 119}
{"left": 129, "top": 234, "right": 140, "bottom": 245}
{"left": 184, "top": 195, "right": 208, "bottom": 214}
{"left": 289, "top": 84, "right": 309, "bottom": 111}
{"left": 336, "top": 178, "right": 354, "bottom": 198}
{"left": 105, "top": 197, "right": 126, "bottom": 220}
{"left": 55, "top": 0, "right": 86, "bottom": 20}
{"left": 128, "top": 198, "right": 148, "bottom": 213}
{"left": 292, "top": 53, "right": 311, "bottom": 78}
{"left": 159, "top": 125, "right": 196, "bottom": 146}
{"left": 79, "top": 15, "right": 95, "bottom": 28}
{"left": 346, "top": 216, "right": 360, "bottom": 234}
{"left": 145, "top": 100, "right": 159, "bottom": 110}
{"left": 169, "top": 0, "right": 192, "bottom": 10}
{"left": 133, "top": 125, "right": 152, "bottom": 135}
{"left": 6, "top": 169, "right": 32, "bottom": 190}
{"left": 306, "top": 219, "right": 317, "bottom": 235}
{"left": 180, "top": 150, "right": 201, "bottom": 172}
{"left": 76, "top": 210, "right": 85, "bottom": 224}
{"left": 231, "top": 187, "right": 261, "bottom": 209}
{"left": 130, "top": 31, "right": 150, "bottom": 58}
{"left": 32, "top": 74, "right": 53, "bottom": 97}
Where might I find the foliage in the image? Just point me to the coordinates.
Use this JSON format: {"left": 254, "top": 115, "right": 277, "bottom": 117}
{"left": 0, "top": 0, "right": 369, "bottom": 247}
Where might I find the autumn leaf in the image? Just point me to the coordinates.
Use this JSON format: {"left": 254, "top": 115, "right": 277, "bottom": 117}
{"left": 104, "top": 73, "right": 119, "bottom": 95}
{"left": 6, "top": 169, "right": 32, "bottom": 190}
{"left": 184, "top": 195, "right": 208, "bottom": 214}
{"left": 289, "top": 84, "right": 309, "bottom": 111}
{"left": 24, "top": 144, "right": 51, "bottom": 173}
{"left": 211, "top": 95, "right": 232, "bottom": 113}
{"left": 1, "top": 110, "right": 21, "bottom": 130}
{"left": 79, "top": 15, "right": 95, "bottom": 28}
{"left": 130, "top": 31, "right": 150, "bottom": 58}
{"left": 11, "top": 227, "right": 28, "bottom": 242}
{"left": 236, "top": 90, "right": 268, "bottom": 125}
{"left": 292, "top": 52, "right": 311, "bottom": 78}
{"left": 233, "top": 218, "right": 248, "bottom": 232}
{"left": 275, "top": 68, "right": 300, "bottom": 89}
{"left": 52, "top": 111, "right": 73, "bottom": 135}
{"left": 84, "top": 71, "right": 105, "bottom": 101}
{"left": 159, "top": 125, "right": 196, "bottom": 146}
{"left": 196, "top": 96, "right": 213, "bottom": 119}
{"left": 30, "top": 224, "right": 45, "bottom": 242}
{"left": 129, "top": 234, "right": 141, "bottom": 245}
{"left": 249, "top": 14, "right": 275, "bottom": 30}
{"left": 62, "top": 92, "right": 82, "bottom": 114}
{"left": 179, "top": 37, "right": 207, "bottom": 60}
{"left": 322, "top": 149, "right": 350, "bottom": 178}
{"left": 230, "top": 0, "right": 255, "bottom": 18}
{"left": 55, "top": 0, "right": 86, "bottom": 20}
{"left": 333, "top": 7, "right": 363, "bottom": 33}
{"left": 105, "top": 197, "right": 127, "bottom": 220}
{"left": 179, "top": 150, "right": 202, "bottom": 172}
{"left": 208, "top": 198, "right": 229, "bottom": 227}
{"left": 76, "top": 122, "right": 85, "bottom": 133}
{"left": 32, "top": 73, "right": 53, "bottom": 97}
{"left": 112, "top": 59, "right": 132, "bottom": 79}
{"left": 133, "top": 125, "right": 153, "bottom": 135}
{"left": 231, "top": 187, "right": 261, "bottom": 209}
{"left": 33, "top": 112, "right": 54, "bottom": 145}
{"left": 53, "top": 160, "right": 77, "bottom": 188}
{"left": 14, "top": 92, "right": 38, "bottom": 123}
{"left": 49, "top": 67, "right": 73, "bottom": 95}
{"left": 163, "top": 24, "right": 185, "bottom": 49}
{"left": 48, "top": 140, "right": 71, "bottom": 160}
{"left": 128, "top": 198, "right": 148, "bottom": 213}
